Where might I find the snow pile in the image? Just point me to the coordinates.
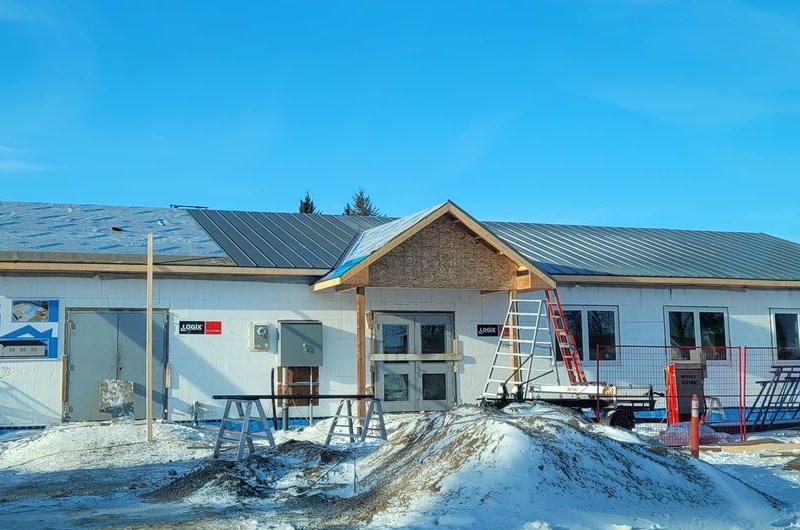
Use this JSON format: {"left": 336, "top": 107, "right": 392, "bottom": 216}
{"left": 318, "top": 404, "right": 784, "bottom": 529}
{"left": 0, "top": 420, "right": 216, "bottom": 472}
{"left": 1, "top": 409, "right": 796, "bottom": 529}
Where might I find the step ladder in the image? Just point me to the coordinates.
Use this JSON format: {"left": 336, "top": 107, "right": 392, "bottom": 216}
{"left": 324, "top": 398, "right": 388, "bottom": 446}
{"left": 213, "top": 398, "right": 276, "bottom": 461}
{"left": 481, "top": 297, "right": 558, "bottom": 400}
{"left": 545, "top": 289, "right": 588, "bottom": 385}
{"left": 746, "top": 364, "right": 800, "bottom": 429}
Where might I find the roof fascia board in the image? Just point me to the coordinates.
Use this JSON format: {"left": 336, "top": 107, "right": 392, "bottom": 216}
{"left": 0, "top": 261, "right": 328, "bottom": 277}
{"left": 553, "top": 274, "right": 800, "bottom": 289}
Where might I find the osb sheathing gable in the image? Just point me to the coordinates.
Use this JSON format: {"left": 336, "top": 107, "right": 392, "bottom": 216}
{"left": 368, "top": 215, "right": 518, "bottom": 290}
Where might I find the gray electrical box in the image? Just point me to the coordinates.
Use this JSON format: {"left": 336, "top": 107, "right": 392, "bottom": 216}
{"left": 279, "top": 320, "right": 323, "bottom": 366}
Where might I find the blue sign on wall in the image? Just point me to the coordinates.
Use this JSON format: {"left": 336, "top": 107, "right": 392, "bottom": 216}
{"left": 0, "top": 299, "right": 59, "bottom": 359}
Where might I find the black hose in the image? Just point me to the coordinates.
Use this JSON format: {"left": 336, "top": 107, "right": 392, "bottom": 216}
{"left": 270, "top": 367, "right": 279, "bottom": 430}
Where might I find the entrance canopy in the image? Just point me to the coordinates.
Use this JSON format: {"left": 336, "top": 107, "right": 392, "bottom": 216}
{"left": 312, "top": 201, "right": 554, "bottom": 293}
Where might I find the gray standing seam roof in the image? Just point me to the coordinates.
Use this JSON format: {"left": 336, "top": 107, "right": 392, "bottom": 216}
{"left": 187, "top": 209, "right": 388, "bottom": 269}
{"left": 485, "top": 221, "right": 800, "bottom": 281}
{"left": 2, "top": 200, "right": 799, "bottom": 282}
{"left": 191, "top": 206, "right": 800, "bottom": 281}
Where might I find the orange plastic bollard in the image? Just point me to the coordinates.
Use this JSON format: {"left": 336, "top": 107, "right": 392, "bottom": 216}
{"left": 690, "top": 393, "right": 700, "bottom": 458}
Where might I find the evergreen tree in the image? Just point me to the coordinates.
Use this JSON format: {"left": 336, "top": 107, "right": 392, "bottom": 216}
{"left": 343, "top": 187, "right": 380, "bottom": 216}
{"left": 299, "top": 191, "right": 317, "bottom": 214}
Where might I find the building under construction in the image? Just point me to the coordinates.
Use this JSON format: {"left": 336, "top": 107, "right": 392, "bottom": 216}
{"left": 0, "top": 199, "right": 799, "bottom": 431}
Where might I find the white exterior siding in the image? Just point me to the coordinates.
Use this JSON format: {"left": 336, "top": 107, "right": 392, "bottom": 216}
{"left": 1, "top": 274, "right": 798, "bottom": 427}
{"left": 0, "top": 276, "right": 509, "bottom": 426}
{"left": 555, "top": 285, "right": 800, "bottom": 348}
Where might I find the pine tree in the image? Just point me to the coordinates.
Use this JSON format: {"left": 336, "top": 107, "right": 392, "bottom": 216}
{"left": 343, "top": 187, "right": 380, "bottom": 216}
{"left": 299, "top": 191, "right": 317, "bottom": 214}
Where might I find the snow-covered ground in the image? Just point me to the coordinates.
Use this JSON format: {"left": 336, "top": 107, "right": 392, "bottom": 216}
{"left": 0, "top": 404, "right": 798, "bottom": 529}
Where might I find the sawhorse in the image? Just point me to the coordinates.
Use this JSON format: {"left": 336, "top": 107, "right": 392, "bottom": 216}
{"left": 324, "top": 398, "right": 387, "bottom": 446}
{"left": 212, "top": 398, "right": 275, "bottom": 461}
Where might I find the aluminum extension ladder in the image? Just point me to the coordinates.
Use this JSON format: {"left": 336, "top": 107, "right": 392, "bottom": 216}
{"left": 481, "top": 297, "right": 558, "bottom": 400}
{"left": 544, "top": 289, "right": 588, "bottom": 385}
{"left": 324, "top": 398, "right": 387, "bottom": 446}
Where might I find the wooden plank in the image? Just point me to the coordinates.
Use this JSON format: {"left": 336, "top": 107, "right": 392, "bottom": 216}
{"left": 146, "top": 233, "right": 154, "bottom": 443}
{"left": 0, "top": 261, "right": 328, "bottom": 277}
{"left": 356, "top": 286, "right": 366, "bottom": 423}
{"left": 515, "top": 271, "right": 532, "bottom": 291}
{"left": 371, "top": 353, "right": 464, "bottom": 362}
{"left": 61, "top": 354, "right": 68, "bottom": 409}
{"left": 334, "top": 267, "right": 370, "bottom": 292}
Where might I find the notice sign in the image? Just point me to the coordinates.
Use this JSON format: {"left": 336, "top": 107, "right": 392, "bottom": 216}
{"left": 179, "top": 321, "right": 223, "bottom": 335}
{"left": 477, "top": 324, "right": 500, "bottom": 337}
{"left": 179, "top": 321, "right": 205, "bottom": 334}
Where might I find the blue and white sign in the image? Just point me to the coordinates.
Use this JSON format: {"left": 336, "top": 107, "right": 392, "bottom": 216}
{"left": 0, "top": 299, "right": 59, "bottom": 359}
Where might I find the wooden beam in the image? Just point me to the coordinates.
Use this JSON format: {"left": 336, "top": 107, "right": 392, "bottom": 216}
{"left": 333, "top": 267, "right": 370, "bottom": 292}
{"left": 61, "top": 354, "right": 68, "bottom": 412}
{"left": 355, "top": 286, "right": 366, "bottom": 426}
{"left": 552, "top": 275, "right": 800, "bottom": 290}
{"left": 0, "top": 261, "right": 328, "bottom": 277}
{"left": 515, "top": 271, "right": 532, "bottom": 291}
{"left": 145, "top": 233, "right": 154, "bottom": 443}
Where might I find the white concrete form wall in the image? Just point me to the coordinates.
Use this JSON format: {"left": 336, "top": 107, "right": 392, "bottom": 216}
{"left": 549, "top": 285, "right": 800, "bottom": 406}
{"left": 0, "top": 276, "right": 508, "bottom": 426}
{"left": 1, "top": 274, "right": 798, "bottom": 426}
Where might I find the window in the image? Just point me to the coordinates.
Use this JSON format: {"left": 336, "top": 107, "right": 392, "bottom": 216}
{"left": 561, "top": 307, "right": 619, "bottom": 361}
{"left": 383, "top": 324, "right": 409, "bottom": 354}
{"left": 665, "top": 307, "right": 729, "bottom": 361}
{"left": 773, "top": 311, "right": 800, "bottom": 361}
{"left": 383, "top": 373, "right": 409, "bottom": 401}
{"left": 376, "top": 313, "right": 454, "bottom": 356}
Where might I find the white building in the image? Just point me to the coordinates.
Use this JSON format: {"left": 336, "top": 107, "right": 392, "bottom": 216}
{"left": 0, "top": 200, "right": 798, "bottom": 427}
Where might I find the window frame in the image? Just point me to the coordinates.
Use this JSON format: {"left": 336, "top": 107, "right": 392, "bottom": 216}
{"left": 561, "top": 305, "right": 620, "bottom": 363}
{"left": 770, "top": 309, "right": 800, "bottom": 362}
{"left": 375, "top": 312, "right": 454, "bottom": 356}
{"left": 663, "top": 306, "right": 731, "bottom": 362}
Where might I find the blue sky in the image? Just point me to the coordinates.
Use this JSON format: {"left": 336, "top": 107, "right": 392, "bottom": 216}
{"left": 1, "top": 1, "right": 799, "bottom": 241}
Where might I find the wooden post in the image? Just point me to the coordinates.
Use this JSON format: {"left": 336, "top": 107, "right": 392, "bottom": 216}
{"left": 146, "top": 233, "right": 154, "bottom": 443}
{"left": 356, "top": 286, "right": 366, "bottom": 426}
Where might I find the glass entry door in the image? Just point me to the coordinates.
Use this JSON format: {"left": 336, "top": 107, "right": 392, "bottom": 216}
{"left": 374, "top": 312, "right": 456, "bottom": 412}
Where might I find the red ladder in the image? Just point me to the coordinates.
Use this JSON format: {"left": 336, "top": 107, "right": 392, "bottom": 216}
{"left": 544, "top": 289, "right": 588, "bottom": 385}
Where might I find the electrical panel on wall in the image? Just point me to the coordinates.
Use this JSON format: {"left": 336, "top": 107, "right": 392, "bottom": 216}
{"left": 278, "top": 320, "right": 323, "bottom": 366}
{"left": 249, "top": 322, "right": 271, "bottom": 352}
